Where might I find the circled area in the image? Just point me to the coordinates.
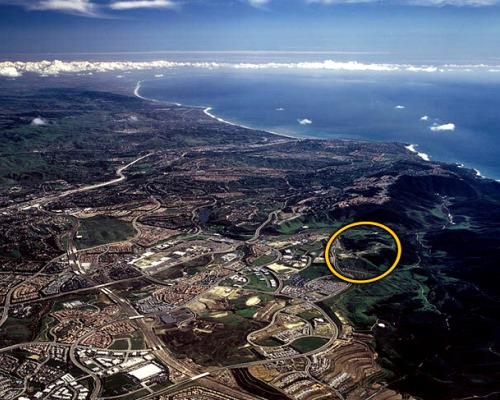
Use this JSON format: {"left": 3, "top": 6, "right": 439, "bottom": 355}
{"left": 325, "top": 221, "right": 402, "bottom": 284}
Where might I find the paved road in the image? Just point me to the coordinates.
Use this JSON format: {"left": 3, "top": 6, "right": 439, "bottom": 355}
{"left": 0, "top": 142, "right": 352, "bottom": 399}
{"left": 5, "top": 153, "right": 155, "bottom": 213}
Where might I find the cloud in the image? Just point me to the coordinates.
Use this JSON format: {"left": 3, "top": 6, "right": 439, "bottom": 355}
{"left": 406, "top": 66, "right": 439, "bottom": 72}
{"left": 395, "top": 105, "right": 405, "bottom": 109}
{"left": 233, "top": 60, "right": 400, "bottom": 71}
{"left": 248, "top": 0, "right": 272, "bottom": 6}
{"left": 31, "top": 117, "right": 48, "bottom": 126}
{"left": 1, "top": 59, "right": 498, "bottom": 77}
{"left": 430, "top": 123, "right": 455, "bottom": 131}
{"left": 0, "top": 60, "right": 204, "bottom": 76}
{"left": 305, "top": 0, "right": 378, "bottom": 4}
{"left": 0, "top": 66, "right": 22, "bottom": 77}
{"left": 0, "top": 0, "right": 178, "bottom": 15}
{"left": 2, "top": 0, "right": 499, "bottom": 16}
{"left": 298, "top": 118, "right": 313, "bottom": 125}
{"left": 420, "top": 115, "right": 430, "bottom": 121}
{"left": 303, "top": 60, "right": 393, "bottom": 71}
{"left": 109, "top": 0, "right": 176, "bottom": 10}
{"left": 30, "top": 0, "right": 96, "bottom": 15}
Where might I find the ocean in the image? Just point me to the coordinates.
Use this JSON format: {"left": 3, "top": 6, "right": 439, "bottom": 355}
{"left": 138, "top": 68, "right": 500, "bottom": 180}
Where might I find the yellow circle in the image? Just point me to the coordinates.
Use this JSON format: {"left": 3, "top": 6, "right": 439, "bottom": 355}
{"left": 325, "top": 221, "right": 402, "bottom": 284}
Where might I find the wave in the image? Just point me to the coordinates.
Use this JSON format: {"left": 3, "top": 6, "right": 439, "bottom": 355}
{"left": 405, "top": 144, "right": 430, "bottom": 161}
{"left": 2, "top": 59, "right": 500, "bottom": 78}
{"left": 134, "top": 80, "right": 181, "bottom": 105}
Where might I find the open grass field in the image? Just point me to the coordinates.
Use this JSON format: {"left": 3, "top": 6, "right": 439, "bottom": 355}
{"left": 76, "top": 215, "right": 135, "bottom": 249}
{"left": 251, "top": 254, "right": 276, "bottom": 267}
{"left": 299, "top": 262, "right": 330, "bottom": 280}
{"left": 244, "top": 274, "right": 276, "bottom": 292}
{"left": 290, "top": 336, "right": 329, "bottom": 353}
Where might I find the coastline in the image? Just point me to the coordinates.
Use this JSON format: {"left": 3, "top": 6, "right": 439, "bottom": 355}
{"left": 134, "top": 79, "right": 433, "bottom": 159}
{"left": 405, "top": 144, "right": 488, "bottom": 178}
{"left": 202, "top": 107, "right": 298, "bottom": 139}
{"left": 134, "top": 79, "right": 298, "bottom": 140}
{"left": 134, "top": 80, "right": 181, "bottom": 106}
{"left": 404, "top": 144, "right": 430, "bottom": 162}
{"left": 134, "top": 80, "right": 495, "bottom": 180}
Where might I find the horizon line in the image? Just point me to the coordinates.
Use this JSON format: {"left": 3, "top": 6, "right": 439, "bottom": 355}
{"left": 0, "top": 50, "right": 392, "bottom": 56}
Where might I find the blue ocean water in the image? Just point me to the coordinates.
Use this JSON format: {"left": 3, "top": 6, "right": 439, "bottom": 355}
{"left": 139, "top": 69, "right": 500, "bottom": 180}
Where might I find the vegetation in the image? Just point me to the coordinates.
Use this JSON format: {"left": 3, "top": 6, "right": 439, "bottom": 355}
{"left": 298, "top": 310, "right": 324, "bottom": 322}
{"left": 109, "top": 339, "right": 130, "bottom": 350}
{"left": 299, "top": 262, "right": 330, "bottom": 280}
{"left": 76, "top": 216, "right": 135, "bottom": 249}
{"left": 1, "top": 85, "right": 498, "bottom": 400}
{"left": 251, "top": 254, "right": 276, "bottom": 267}
{"left": 290, "top": 337, "right": 329, "bottom": 353}
{"left": 102, "top": 373, "right": 139, "bottom": 397}
{"left": 244, "top": 274, "right": 276, "bottom": 292}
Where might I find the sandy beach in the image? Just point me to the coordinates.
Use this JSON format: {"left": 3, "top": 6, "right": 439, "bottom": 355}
{"left": 134, "top": 79, "right": 297, "bottom": 140}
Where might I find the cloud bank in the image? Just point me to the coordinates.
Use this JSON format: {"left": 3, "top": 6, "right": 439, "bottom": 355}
{"left": 1, "top": 59, "right": 499, "bottom": 78}
{"left": 430, "top": 123, "right": 455, "bottom": 131}
{"left": 0, "top": 66, "right": 22, "bottom": 77}
{"left": 298, "top": 118, "right": 313, "bottom": 125}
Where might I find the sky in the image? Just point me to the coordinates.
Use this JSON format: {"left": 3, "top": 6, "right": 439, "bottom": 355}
{"left": 1, "top": 0, "right": 500, "bottom": 63}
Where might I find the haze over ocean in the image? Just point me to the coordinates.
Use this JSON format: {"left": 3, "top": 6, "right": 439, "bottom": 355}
{"left": 138, "top": 68, "right": 500, "bottom": 180}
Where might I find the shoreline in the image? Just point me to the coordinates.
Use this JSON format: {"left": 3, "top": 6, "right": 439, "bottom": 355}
{"left": 405, "top": 144, "right": 488, "bottom": 178}
{"left": 202, "top": 107, "right": 298, "bottom": 139}
{"left": 134, "top": 80, "right": 181, "bottom": 106}
{"left": 404, "top": 144, "right": 430, "bottom": 162}
{"left": 134, "top": 80, "right": 496, "bottom": 181}
{"left": 134, "top": 79, "right": 298, "bottom": 140}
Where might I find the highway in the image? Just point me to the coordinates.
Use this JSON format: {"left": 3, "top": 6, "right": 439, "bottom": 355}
{"left": 5, "top": 152, "right": 156, "bottom": 215}
{"left": 248, "top": 210, "right": 278, "bottom": 243}
{"left": 0, "top": 144, "right": 351, "bottom": 399}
